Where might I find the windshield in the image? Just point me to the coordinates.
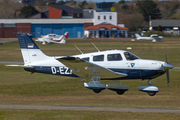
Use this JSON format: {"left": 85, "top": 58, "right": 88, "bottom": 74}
{"left": 124, "top": 52, "right": 140, "bottom": 60}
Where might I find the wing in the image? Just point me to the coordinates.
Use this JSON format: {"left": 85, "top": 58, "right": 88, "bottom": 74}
{"left": 57, "top": 57, "right": 127, "bottom": 80}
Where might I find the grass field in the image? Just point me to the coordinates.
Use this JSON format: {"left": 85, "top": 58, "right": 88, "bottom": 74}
{"left": 0, "top": 38, "right": 180, "bottom": 119}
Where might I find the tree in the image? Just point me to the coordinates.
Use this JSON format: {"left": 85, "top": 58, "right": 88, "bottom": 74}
{"left": 56, "top": 0, "right": 65, "bottom": 5}
{"left": 65, "top": 0, "right": 77, "bottom": 6}
{"left": 78, "top": 1, "right": 88, "bottom": 9}
{"left": 0, "top": 0, "right": 22, "bottom": 18}
{"left": 113, "top": 1, "right": 144, "bottom": 31}
{"left": 119, "top": 0, "right": 125, "bottom": 4}
{"left": 34, "top": 0, "right": 47, "bottom": 6}
{"left": 138, "top": 0, "right": 161, "bottom": 22}
{"left": 18, "top": 5, "right": 39, "bottom": 18}
{"left": 157, "top": 25, "right": 162, "bottom": 31}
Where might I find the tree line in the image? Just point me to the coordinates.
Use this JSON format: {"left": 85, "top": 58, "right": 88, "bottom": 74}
{"left": 0, "top": 0, "right": 180, "bottom": 31}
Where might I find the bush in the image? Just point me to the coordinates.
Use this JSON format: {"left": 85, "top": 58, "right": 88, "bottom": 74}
{"left": 144, "top": 31, "right": 174, "bottom": 37}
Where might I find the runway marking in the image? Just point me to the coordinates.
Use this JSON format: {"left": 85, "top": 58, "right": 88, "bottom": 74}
{"left": 0, "top": 104, "right": 179, "bottom": 113}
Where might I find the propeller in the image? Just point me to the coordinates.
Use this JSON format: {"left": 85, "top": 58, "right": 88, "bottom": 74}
{"left": 165, "top": 47, "right": 170, "bottom": 87}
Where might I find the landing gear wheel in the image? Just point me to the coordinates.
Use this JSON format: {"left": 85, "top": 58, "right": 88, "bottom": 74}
{"left": 116, "top": 90, "right": 125, "bottom": 95}
{"left": 93, "top": 89, "right": 102, "bottom": 93}
{"left": 148, "top": 92, "right": 156, "bottom": 96}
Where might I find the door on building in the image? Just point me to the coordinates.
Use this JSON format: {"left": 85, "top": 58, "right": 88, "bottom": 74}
{"left": 77, "top": 31, "right": 81, "bottom": 38}
{"left": 106, "top": 31, "right": 109, "bottom": 38}
{"left": 111, "top": 31, "right": 117, "bottom": 38}
{"left": 99, "top": 31, "right": 105, "bottom": 38}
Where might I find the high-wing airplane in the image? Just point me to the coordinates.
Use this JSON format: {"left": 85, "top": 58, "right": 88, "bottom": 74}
{"left": 35, "top": 32, "right": 69, "bottom": 44}
{"left": 135, "top": 33, "right": 163, "bottom": 42}
{"left": 6, "top": 33, "right": 174, "bottom": 96}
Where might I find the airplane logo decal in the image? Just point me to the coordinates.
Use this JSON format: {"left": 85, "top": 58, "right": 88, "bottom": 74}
{"left": 131, "top": 63, "right": 135, "bottom": 67}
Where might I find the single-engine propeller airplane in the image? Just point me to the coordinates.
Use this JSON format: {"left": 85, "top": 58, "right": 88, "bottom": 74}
{"left": 35, "top": 32, "right": 69, "bottom": 44}
{"left": 6, "top": 33, "right": 174, "bottom": 96}
{"left": 135, "top": 33, "right": 163, "bottom": 42}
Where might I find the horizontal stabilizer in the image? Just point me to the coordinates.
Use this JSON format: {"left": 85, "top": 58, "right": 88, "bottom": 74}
{"left": 5, "top": 65, "right": 33, "bottom": 68}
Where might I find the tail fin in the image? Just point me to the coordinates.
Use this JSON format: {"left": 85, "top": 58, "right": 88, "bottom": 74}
{"left": 64, "top": 32, "right": 69, "bottom": 39}
{"left": 58, "top": 32, "right": 69, "bottom": 44}
{"left": 135, "top": 33, "right": 141, "bottom": 38}
{"left": 17, "top": 33, "right": 49, "bottom": 65}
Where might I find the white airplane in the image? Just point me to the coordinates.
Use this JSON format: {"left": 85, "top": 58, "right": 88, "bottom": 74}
{"left": 36, "top": 32, "right": 69, "bottom": 44}
{"left": 135, "top": 33, "right": 163, "bottom": 42}
{"left": 6, "top": 33, "right": 174, "bottom": 96}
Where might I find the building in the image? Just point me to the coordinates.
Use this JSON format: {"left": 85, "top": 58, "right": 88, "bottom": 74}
{"left": 0, "top": 3, "right": 128, "bottom": 38}
{"left": 84, "top": 22, "right": 128, "bottom": 38}
{"left": 0, "top": 19, "right": 92, "bottom": 38}
{"left": 95, "top": 2, "right": 114, "bottom": 12}
{"left": 83, "top": 2, "right": 128, "bottom": 38}
{"left": 49, "top": 5, "right": 83, "bottom": 18}
{"left": 150, "top": 20, "right": 180, "bottom": 34}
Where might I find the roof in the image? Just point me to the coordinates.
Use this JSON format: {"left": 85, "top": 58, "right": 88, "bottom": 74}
{"left": 49, "top": 5, "right": 82, "bottom": 14}
{"left": 85, "top": 23, "right": 128, "bottom": 30}
{"left": 151, "top": 20, "right": 180, "bottom": 27}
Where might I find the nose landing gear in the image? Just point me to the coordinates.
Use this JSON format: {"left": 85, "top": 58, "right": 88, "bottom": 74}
{"left": 138, "top": 80, "right": 159, "bottom": 96}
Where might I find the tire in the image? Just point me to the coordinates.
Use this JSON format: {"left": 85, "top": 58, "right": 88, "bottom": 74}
{"left": 116, "top": 90, "right": 125, "bottom": 95}
{"left": 148, "top": 92, "right": 156, "bottom": 96}
{"left": 93, "top": 89, "right": 102, "bottom": 93}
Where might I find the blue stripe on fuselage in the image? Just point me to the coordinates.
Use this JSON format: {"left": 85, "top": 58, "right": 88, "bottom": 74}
{"left": 109, "top": 68, "right": 165, "bottom": 79}
{"left": 27, "top": 66, "right": 79, "bottom": 78}
{"left": 25, "top": 66, "right": 165, "bottom": 80}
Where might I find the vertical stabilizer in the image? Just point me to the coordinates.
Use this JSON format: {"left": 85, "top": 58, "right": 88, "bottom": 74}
{"left": 17, "top": 33, "right": 49, "bottom": 64}
{"left": 135, "top": 33, "right": 141, "bottom": 38}
{"left": 64, "top": 32, "right": 69, "bottom": 39}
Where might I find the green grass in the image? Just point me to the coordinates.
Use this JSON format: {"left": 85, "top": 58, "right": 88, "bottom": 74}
{"left": 0, "top": 38, "right": 180, "bottom": 119}
{"left": 0, "top": 110, "right": 179, "bottom": 120}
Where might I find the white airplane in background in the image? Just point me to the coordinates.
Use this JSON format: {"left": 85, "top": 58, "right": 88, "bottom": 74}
{"left": 135, "top": 33, "right": 163, "bottom": 42}
{"left": 6, "top": 33, "right": 174, "bottom": 96}
{"left": 36, "top": 32, "right": 69, "bottom": 44}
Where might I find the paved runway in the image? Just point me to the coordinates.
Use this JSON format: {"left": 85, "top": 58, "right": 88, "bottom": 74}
{"left": 0, "top": 104, "right": 179, "bottom": 113}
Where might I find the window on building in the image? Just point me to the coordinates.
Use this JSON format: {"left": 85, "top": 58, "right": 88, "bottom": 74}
{"left": 93, "top": 55, "right": 104, "bottom": 62}
{"left": 104, "top": 15, "right": 106, "bottom": 20}
{"left": 98, "top": 16, "right": 100, "bottom": 20}
{"left": 107, "top": 54, "right": 122, "bottom": 61}
{"left": 77, "top": 14, "right": 80, "bottom": 17}
{"left": 109, "top": 16, "right": 112, "bottom": 20}
{"left": 3, "top": 24, "right": 15, "bottom": 27}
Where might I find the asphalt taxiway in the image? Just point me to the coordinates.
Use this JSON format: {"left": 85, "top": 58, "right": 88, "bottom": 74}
{"left": 0, "top": 104, "right": 179, "bottom": 113}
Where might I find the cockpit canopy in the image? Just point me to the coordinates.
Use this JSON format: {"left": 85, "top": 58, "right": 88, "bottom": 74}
{"left": 124, "top": 52, "right": 140, "bottom": 60}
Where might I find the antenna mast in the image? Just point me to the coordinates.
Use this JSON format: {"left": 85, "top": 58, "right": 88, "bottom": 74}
{"left": 91, "top": 42, "right": 100, "bottom": 52}
{"left": 75, "top": 45, "right": 83, "bottom": 54}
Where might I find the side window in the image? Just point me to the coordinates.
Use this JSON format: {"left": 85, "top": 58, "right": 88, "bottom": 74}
{"left": 93, "top": 55, "right": 104, "bottom": 62}
{"left": 124, "top": 52, "right": 140, "bottom": 60}
{"left": 107, "top": 54, "right": 122, "bottom": 61}
{"left": 82, "top": 57, "right": 89, "bottom": 61}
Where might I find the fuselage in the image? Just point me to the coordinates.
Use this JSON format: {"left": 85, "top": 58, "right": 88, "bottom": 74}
{"left": 25, "top": 49, "right": 169, "bottom": 80}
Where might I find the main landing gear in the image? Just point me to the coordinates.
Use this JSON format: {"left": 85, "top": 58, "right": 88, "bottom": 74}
{"left": 138, "top": 80, "right": 159, "bottom": 96}
{"left": 84, "top": 80, "right": 129, "bottom": 95}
